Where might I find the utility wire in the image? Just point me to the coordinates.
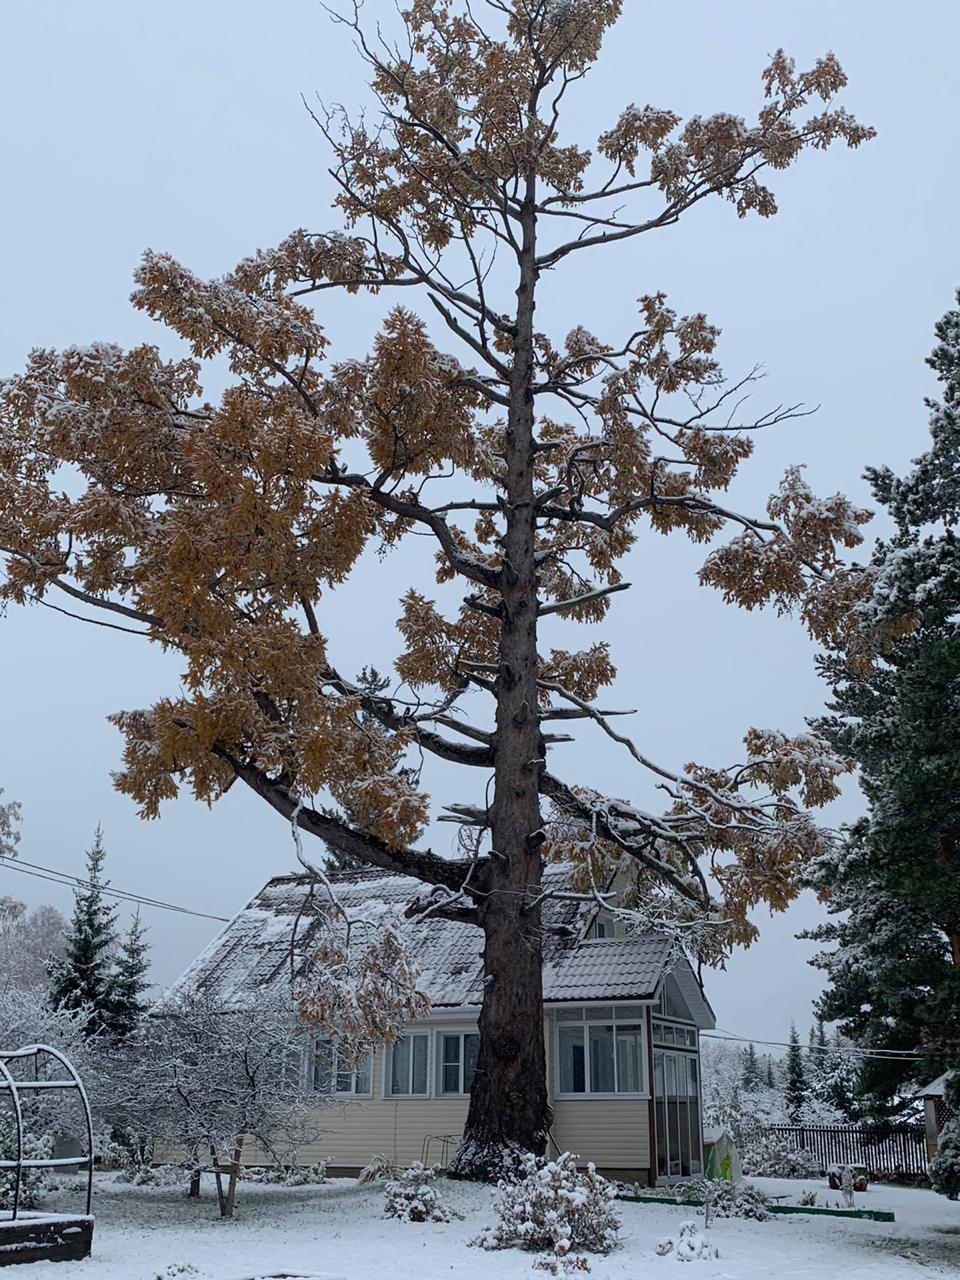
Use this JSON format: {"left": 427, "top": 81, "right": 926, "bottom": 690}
{"left": 702, "top": 1027, "right": 924, "bottom": 1063}
{"left": 0, "top": 855, "right": 229, "bottom": 923}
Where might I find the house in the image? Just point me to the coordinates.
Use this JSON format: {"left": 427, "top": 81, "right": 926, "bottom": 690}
{"left": 170, "top": 864, "right": 715, "bottom": 1184}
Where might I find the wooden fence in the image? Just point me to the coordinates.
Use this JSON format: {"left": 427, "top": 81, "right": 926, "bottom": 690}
{"left": 768, "top": 1124, "right": 928, "bottom": 1176}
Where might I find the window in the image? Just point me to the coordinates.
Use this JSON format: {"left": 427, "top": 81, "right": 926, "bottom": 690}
{"left": 388, "top": 1033, "right": 429, "bottom": 1096}
{"left": 555, "top": 1007, "right": 647, "bottom": 1096}
{"left": 312, "top": 1039, "right": 372, "bottom": 1096}
{"left": 439, "top": 1031, "right": 480, "bottom": 1095}
{"left": 652, "top": 1020, "right": 697, "bottom": 1049}
{"left": 590, "top": 912, "right": 616, "bottom": 940}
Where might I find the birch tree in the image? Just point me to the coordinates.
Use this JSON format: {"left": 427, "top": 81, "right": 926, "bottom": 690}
{"left": 0, "top": 2, "right": 873, "bottom": 1177}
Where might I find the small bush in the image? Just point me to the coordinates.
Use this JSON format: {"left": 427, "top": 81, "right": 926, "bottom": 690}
{"left": 359, "top": 1152, "right": 400, "bottom": 1184}
{"left": 473, "top": 1151, "right": 620, "bottom": 1263}
{"left": 675, "top": 1178, "right": 770, "bottom": 1221}
{"left": 383, "top": 1162, "right": 452, "bottom": 1223}
{"left": 741, "top": 1133, "right": 821, "bottom": 1179}
{"left": 241, "top": 1159, "right": 328, "bottom": 1186}
{"left": 656, "top": 1219, "right": 720, "bottom": 1262}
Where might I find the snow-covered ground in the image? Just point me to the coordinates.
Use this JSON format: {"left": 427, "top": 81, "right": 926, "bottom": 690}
{"left": 4, "top": 1173, "right": 960, "bottom": 1280}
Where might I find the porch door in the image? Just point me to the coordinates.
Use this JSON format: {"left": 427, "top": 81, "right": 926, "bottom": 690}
{"left": 653, "top": 1050, "right": 703, "bottom": 1179}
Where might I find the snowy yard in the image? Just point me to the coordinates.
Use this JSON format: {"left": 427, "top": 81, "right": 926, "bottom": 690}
{"left": 4, "top": 1174, "right": 960, "bottom": 1280}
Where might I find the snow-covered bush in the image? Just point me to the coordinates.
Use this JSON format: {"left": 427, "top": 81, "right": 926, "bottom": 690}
{"left": 799, "top": 1188, "right": 818, "bottom": 1206}
{"left": 656, "top": 1219, "right": 720, "bottom": 1262}
{"left": 359, "top": 1152, "right": 399, "bottom": 1183}
{"left": 117, "top": 1162, "right": 187, "bottom": 1188}
{"left": 242, "top": 1159, "right": 328, "bottom": 1186}
{"left": 675, "top": 1178, "right": 770, "bottom": 1221}
{"left": 473, "top": 1152, "right": 620, "bottom": 1263}
{"left": 383, "top": 1162, "right": 452, "bottom": 1222}
{"left": 740, "top": 1131, "right": 821, "bottom": 1178}
{"left": 930, "top": 1072, "right": 960, "bottom": 1199}
{"left": 0, "top": 1111, "right": 53, "bottom": 1211}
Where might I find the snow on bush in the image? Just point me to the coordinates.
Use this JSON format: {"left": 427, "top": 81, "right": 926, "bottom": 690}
{"left": 473, "top": 1151, "right": 620, "bottom": 1266}
{"left": 676, "top": 1178, "right": 771, "bottom": 1221}
{"left": 241, "top": 1159, "right": 328, "bottom": 1186}
{"left": 383, "top": 1162, "right": 452, "bottom": 1223}
{"left": 359, "top": 1151, "right": 400, "bottom": 1183}
{"left": 0, "top": 1113, "right": 53, "bottom": 1211}
{"left": 929, "top": 1071, "right": 960, "bottom": 1199}
{"left": 656, "top": 1219, "right": 720, "bottom": 1262}
{"left": 741, "top": 1131, "right": 821, "bottom": 1178}
{"left": 929, "top": 1120, "right": 960, "bottom": 1199}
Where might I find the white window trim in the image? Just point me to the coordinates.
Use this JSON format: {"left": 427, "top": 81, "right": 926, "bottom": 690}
{"left": 309, "top": 1037, "right": 374, "bottom": 1099}
{"left": 436, "top": 1026, "right": 480, "bottom": 1096}
{"left": 651, "top": 1015, "right": 699, "bottom": 1051}
{"left": 553, "top": 1006, "right": 650, "bottom": 1100}
{"left": 384, "top": 1031, "right": 432, "bottom": 1099}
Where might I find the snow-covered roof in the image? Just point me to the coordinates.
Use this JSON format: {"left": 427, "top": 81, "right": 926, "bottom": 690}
{"left": 914, "top": 1071, "right": 951, "bottom": 1099}
{"left": 168, "top": 864, "right": 713, "bottom": 1025}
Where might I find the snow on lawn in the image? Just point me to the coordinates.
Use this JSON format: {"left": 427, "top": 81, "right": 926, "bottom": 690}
{"left": 5, "top": 1173, "right": 960, "bottom": 1280}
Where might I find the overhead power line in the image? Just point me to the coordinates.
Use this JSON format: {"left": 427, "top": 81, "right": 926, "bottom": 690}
{"left": 702, "top": 1028, "right": 924, "bottom": 1063}
{"left": 0, "top": 855, "right": 229, "bottom": 923}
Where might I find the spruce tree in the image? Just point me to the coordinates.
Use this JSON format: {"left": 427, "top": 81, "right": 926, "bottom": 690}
{"left": 107, "top": 912, "right": 150, "bottom": 1039}
{"left": 49, "top": 825, "right": 118, "bottom": 1038}
{"left": 807, "top": 295, "right": 960, "bottom": 1110}
{"left": 783, "top": 1023, "right": 807, "bottom": 1121}
{"left": 741, "top": 1043, "right": 763, "bottom": 1092}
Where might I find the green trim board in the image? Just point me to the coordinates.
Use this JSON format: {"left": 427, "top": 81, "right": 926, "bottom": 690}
{"left": 617, "top": 1194, "right": 895, "bottom": 1222}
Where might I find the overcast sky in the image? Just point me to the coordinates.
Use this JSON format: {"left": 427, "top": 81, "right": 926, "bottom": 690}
{"left": 2, "top": 1, "right": 958, "bottom": 1045}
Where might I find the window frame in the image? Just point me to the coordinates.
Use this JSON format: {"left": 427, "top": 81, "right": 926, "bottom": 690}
{"left": 553, "top": 1005, "right": 650, "bottom": 1100}
{"left": 437, "top": 1027, "right": 480, "bottom": 1096}
{"left": 651, "top": 1018, "right": 699, "bottom": 1051}
{"left": 385, "top": 1031, "right": 432, "bottom": 1098}
{"left": 310, "top": 1037, "right": 373, "bottom": 1099}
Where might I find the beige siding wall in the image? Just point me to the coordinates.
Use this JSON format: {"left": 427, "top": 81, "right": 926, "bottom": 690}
{"left": 240, "top": 1010, "right": 652, "bottom": 1174}
{"left": 545, "top": 1011, "right": 652, "bottom": 1172}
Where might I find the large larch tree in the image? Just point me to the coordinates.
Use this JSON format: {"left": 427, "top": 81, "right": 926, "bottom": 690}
{"left": 0, "top": 2, "right": 873, "bottom": 1177}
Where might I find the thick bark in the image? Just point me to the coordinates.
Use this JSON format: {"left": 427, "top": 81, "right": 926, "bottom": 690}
{"left": 450, "top": 186, "right": 551, "bottom": 1179}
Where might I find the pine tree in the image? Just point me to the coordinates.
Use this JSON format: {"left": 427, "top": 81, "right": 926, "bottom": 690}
{"left": 49, "top": 826, "right": 118, "bottom": 1038}
{"left": 783, "top": 1023, "right": 807, "bottom": 1121}
{"left": 806, "top": 295, "right": 960, "bottom": 1109}
{"left": 106, "top": 912, "right": 150, "bottom": 1039}
{"left": 741, "top": 1043, "right": 763, "bottom": 1092}
{"left": 765, "top": 1057, "right": 776, "bottom": 1089}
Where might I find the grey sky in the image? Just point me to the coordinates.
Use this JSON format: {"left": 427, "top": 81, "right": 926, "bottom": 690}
{"left": 1, "top": 1, "right": 958, "bottom": 1044}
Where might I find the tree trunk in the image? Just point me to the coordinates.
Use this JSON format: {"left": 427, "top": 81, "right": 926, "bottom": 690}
{"left": 223, "top": 1134, "right": 244, "bottom": 1219}
{"left": 450, "top": 188, "right": 551, "bottom": 1180}
{"left": 188, "top": 1168, "right": 201, "bottom": 1198}
{"left": 209, "top": 1143, "right": 227, "bottom": 1218}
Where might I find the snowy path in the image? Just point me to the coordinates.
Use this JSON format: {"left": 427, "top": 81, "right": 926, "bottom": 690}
{"left": 4, "top": 1175, "right": 959, "bottom": 1280}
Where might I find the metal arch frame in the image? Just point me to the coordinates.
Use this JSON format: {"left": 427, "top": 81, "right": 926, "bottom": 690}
{"left": 0, "top": 1044, "right": 94, "bottom": 1220}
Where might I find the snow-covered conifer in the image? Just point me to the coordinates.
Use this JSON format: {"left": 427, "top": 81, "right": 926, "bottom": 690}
{"left": 783, "top": 1023, "right": 807, "bottom": 1121}
{"left": 49, "top": 826, "right": 118, "bottom": 1038}
{"left": 808, "top": 295, "right": 960, "bottom": 1109}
